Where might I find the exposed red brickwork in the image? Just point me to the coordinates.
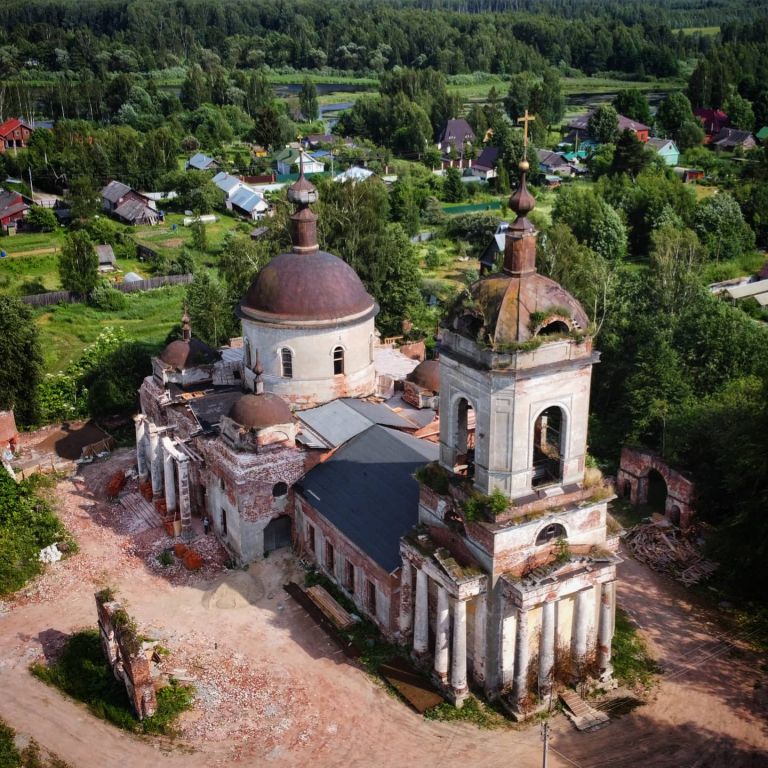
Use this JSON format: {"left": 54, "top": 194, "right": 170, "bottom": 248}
{"left": 617, "top": 446, "right": 696, "bottom": 528}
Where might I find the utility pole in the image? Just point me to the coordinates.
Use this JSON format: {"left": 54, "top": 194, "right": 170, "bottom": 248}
{"left": 541, "top": 719, "right": 550, "bottom": 768}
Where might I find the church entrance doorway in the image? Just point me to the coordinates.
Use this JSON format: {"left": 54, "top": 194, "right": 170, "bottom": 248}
{"left": 532, "top": 406, "right": 564, "bottom": 488}
{"left": 264, "top": 515, "right": 292, "bottom": 554}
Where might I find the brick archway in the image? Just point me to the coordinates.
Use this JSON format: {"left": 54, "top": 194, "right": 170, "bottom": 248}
{"left": 616, "top": 446, "right": 696, "bottom": 529}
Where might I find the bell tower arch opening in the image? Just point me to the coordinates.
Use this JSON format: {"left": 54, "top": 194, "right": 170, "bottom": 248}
{"left": 452, "top": 396, "right": 475, "bottom": 479}
{"left": 532, "top": 406, "right": 566, "bottom": 488}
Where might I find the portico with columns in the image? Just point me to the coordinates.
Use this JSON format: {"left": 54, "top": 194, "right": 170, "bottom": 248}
{"left": 400, "top": 534, "right": 487, "bottom": 706}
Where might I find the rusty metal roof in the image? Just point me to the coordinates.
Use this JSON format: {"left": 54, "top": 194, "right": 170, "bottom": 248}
{"left": 240, "top": 250, "right": 375, "bottom": 322}
{"left": 228, "top": 392, "right": 293, "bottom": 430}
{"left": 159, "top": 339, "right": 219, "bottom": 369}
{"left": 407, "top": 360, "right": 440, "bottom": 393}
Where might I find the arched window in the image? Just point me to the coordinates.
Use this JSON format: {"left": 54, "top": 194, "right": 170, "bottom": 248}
{"left": 453, "top": 397, "right": 475, "bottom": 478}
{"left": 280, "top": 348, "right": 293, "bottom": 378}
{"left": 333, "top": 346, "right": 344, "bottom": 375}
{"left": 537, "top": 320, "right": 570, "bottom": 337}
{"left": 536, "top": 523, "right": 567, "bottom": 545}
{"left": 272, "top": 481, "right": 288, "bottom": 497}
{"left": 243, "top": 337, "right": 251, "bottom": 368}
{"left": 532, "top": 406, "right": 565, "bottom": 488}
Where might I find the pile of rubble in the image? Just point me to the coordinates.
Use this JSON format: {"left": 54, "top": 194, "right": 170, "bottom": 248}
{"left": 623, "top": 521, "right": 718, "bottom": 586}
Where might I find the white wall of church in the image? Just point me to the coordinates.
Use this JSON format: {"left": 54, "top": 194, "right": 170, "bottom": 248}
{"left": 241, "top": 315, "right": 376, "bottom": 408}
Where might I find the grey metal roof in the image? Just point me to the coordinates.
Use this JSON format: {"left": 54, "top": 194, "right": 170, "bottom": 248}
{"left": 95, "top": 244, "right": 115, "bottom": 264}
{"left": 385, "top": 396, "right": 438, "bottom": 429}
{"left": 188, "top": 152, "right": 215, "bottom": 170}
{"left": 341, "top": 398, "right": 416, "bottom": 429}
{"left": 297, "top": 400, "right": 373, "bottom": 448}
{"left": 213, "top": 172, "right": 241, "bottom": 195}
{"left": 301, "top": 425, "right": 438, "bottom": 572}
{"left": 230, "top": 187, "right": 266, "bottom": 213}
{"left": 101, "top": 180, "right": 131, "bottom": 204}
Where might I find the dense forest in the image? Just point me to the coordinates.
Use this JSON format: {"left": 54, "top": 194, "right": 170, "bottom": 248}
{"left": 0, "top": 0, "right": 705, "bottom": 79}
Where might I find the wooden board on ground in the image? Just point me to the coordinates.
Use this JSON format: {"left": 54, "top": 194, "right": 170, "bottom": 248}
{"left": 120, "top": 492, "right": 164, "bottom": 531}
{"left": 560, "top": 690, "right": 611, "bottom": 732}
{"left": 306, "top": 584, "right": 355, "bottom": 630}
{"left": 379, "top": 656, "right": 444, "bottom": 714}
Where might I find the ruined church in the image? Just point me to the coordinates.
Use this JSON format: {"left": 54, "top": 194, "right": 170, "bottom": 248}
{"left": 135, "top": 161, "right": 619, "bottom": 713}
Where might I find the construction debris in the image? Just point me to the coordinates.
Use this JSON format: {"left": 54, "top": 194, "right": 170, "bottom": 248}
{"left": 623, "top": 522, "right": 718, "bottom": 586}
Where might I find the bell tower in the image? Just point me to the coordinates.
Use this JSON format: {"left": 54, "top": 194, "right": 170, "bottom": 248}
{"left": 438, "top": 117, "right": 598, "bottom": 503}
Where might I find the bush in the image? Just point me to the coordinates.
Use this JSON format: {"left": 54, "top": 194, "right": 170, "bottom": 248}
{"left": 90, "top": 283, "right": 127, "bottom": 312}
{"left": 31, "top": 629, "right": 193, "bottom": 735}
{"left": 0, "top": 472, "right": 73, "bottom": 596}
{"left": 414, "top": 462, "right": 450, "bottom": 494}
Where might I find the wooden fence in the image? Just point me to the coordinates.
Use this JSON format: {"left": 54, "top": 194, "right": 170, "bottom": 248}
{"left": 20, "top": 273, "right": 193, "bottom": 307}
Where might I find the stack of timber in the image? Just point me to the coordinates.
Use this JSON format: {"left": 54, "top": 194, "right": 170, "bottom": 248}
{"left": 624, "top": 522, "right": 717, "bottom": 586}
{"left": 305, "top": 585, "right": 355, "bottom": 630}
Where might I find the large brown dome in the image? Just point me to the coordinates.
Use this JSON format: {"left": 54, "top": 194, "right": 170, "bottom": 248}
{"left": 240, "top": 251, "right": 376, "bottom": 323}
{"left": 160, "top": 338, "right": 219, "bottom": 369}
{"left": 229, "top": 393, "right": 293, "bottom": 430}
{"left": 444, "top": 272, "right": 589, "bottom": 350}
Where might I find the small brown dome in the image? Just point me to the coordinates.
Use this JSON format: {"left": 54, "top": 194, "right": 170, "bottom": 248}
{"left": 160, "top": 339, "right": 219, "bottom": 369}
{"left": 229, "top": 393, "right": 293, "bottom": 430}
{"left": 445, "top": 272, "right": 589, "bottom": 350}
{"left": 408, "top": 360, "right": 440, "bottom": 392}
{"left": 240, "top": 251, "right": 376, "bottom": 323}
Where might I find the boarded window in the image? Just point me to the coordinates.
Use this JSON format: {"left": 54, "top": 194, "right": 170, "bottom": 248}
{"left": 307, "top": 523, "right": 316, "bottom": 553}
{"left": 367, "top": 579, "right": 377, "bottom": 615}
{"left": 345, "top": 560, "right": 355, "bottom": 593}
{"left": 325, "top": 540, "right": 335, "bottom": 572}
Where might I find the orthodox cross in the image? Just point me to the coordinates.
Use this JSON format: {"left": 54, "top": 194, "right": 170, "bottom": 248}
{"left": 517, "top": 109, "right": 535, "bottom": 150}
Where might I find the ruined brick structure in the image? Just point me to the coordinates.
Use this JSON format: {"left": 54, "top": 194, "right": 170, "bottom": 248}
{"left": 95, "top": 592, "right": 157, "bottom": 719}
{"left": 617, "top": 446, "right": 696, "bottom": 528}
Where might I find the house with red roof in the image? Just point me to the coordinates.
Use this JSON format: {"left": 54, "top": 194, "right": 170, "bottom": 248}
{"left": 694, "top": 108, "right": 729, "bottom": 140}
{"left": 0, "top": 190, "right": 30, "bottom": 232}
{"left": 0, "top": 118, "right": 33, "bottom": 154}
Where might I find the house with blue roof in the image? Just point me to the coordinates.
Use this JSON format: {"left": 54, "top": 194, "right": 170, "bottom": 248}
{"left": 186, "top": 152, "right": 218, "bottom": 172}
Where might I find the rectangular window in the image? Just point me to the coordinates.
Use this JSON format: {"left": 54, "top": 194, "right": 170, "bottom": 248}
{"left": 325, "top": 540, "right": 335, "bottom": 573}
{"left": 307, "top": 523, "right": 316, "bottom": 553}
{"left": 345, "top": 560, "right": 355, "bottom": 593}
{"left": 221, "top": 508, "right": 227, "bottom": 536}
{"left": 367, "top": 579, "right": 377, "bottom": 616}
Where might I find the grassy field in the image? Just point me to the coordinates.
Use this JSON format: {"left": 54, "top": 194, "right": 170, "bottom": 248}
{"left": 36, "top": 284, "right": 187, "bottom": 372}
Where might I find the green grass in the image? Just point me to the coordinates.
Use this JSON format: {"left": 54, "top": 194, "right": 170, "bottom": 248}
{"left": 0, "top": 229, "right": 66, "bottom": 254}
{"left": 424, "top": 695, "right": 512, "bottom": 728}
{"left": 36, "top": 284, "right": 186, "bottom": 372}
{"left": 612, "top": 608, "right": 660, "bottom": 688}
{"left": 31, "top": 629, "right": 194, "bottom": 736}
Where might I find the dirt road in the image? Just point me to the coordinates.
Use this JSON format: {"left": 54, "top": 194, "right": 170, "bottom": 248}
{"left": 1, "top": 454, "right": 766, "bottom": 767}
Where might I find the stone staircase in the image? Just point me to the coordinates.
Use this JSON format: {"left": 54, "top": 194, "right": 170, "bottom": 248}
{"left": 559, "top": 689, "right": 610, "bottom": 732}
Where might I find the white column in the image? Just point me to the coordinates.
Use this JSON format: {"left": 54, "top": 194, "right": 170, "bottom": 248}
{"left": 451, "top": 598, "right": 468, "bottom": 700}
{"left": 434, "top": 586, "right": 450, "bottom": 682}
{"left": 163, "top": 450, "right": 176, "bottom": 516}
{"left": 134, "top": 416, "right": 147, "bottom": 479}
{"left": 512, "top": 607, "right": 529, "bottom": 707}
{"left": 399, "top": 559, "right": 414, "bottom": 638}
{"left": 473, "top": 593, "right": 487, "bottom": 685}
{"left": 539, "top": 600, "right": 556, "bottom": 697}
{"left": 413, "top": 568, "right": 429, "bottom": 655}
{"left": 572, "top": 588, "right": 590, "bottom": 668}
{"left": 597, "top": 581, "right": 615, "bottom": 677}
{"left": 148, "top": 424, "right": 162, "bottom": 499}
{"left": 177, "top": 457, "right": 193, "bottom": 541}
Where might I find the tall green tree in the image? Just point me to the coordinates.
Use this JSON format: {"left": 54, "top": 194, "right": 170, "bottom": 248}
{"left": 588, "top": 104, "right": 619, "bottom": 145}
{"left": 612, "top": 89, "right": 652, "bottom": 126}
{"left": 299, "top": 77, "right": 319, "bottom": 121}
{"left": 186, "top": 273, "right": 235, "bottom": 348}
{"left": 58, "top": 231, "right": 98, "bottom": 294}
{"left": 0, "top": 297, "right": 43, "bottom": 425}
{"left": 693, "top": 192, "right": 755, "bottom": 261}
{"left": 656, "top": 92, "right": 696, "bottom": 138}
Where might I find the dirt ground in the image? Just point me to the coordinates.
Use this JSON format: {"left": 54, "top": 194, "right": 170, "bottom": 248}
{"left": 1, "top": 449, "right": 766, "bottom": 768}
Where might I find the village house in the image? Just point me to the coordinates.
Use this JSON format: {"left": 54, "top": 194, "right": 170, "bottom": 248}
{"left": 647, "top": 137, "right": 680, "bottom": 166}
{"left": 0, "top": 190, "right": 30, "bottom": 233}
{"left": 100, "top": 181, "right": 160, "bottom": 226}
{"left": 470, "top": 146, "right": 499, "bottom": 181}
{"left": 0, "top": 118, "right": 33, "bottom": 154}
{"left": 694, "top": 107, "right": 729, "bottom": 139}
{"left": 438, "top": 118, "right": 477, "bottom": 167}
{"left": 95, "top": 244, "right": 117, "bottom": 272}
{"left": 135, "top": 165, "right": 618, "bottom": 714}
{"left": 185, "top": 152, "right": 218, "bottom": 172}
{"left": 565, "top": 112, "right": 651, "bottom": 143}
{"left": 333, "top": 166, "right": 374, "bottom": 184}
{"left": 275, "top": 147, "right": 324, "bottom": 176}
{"left": 711, "top": 127, "right": 757, "bottom": 151}
{"left": 537, "top": 148, "right": 573, "bottom": 176}
{"left": 212, "top": 172, "right": 269, "bottom": 220}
